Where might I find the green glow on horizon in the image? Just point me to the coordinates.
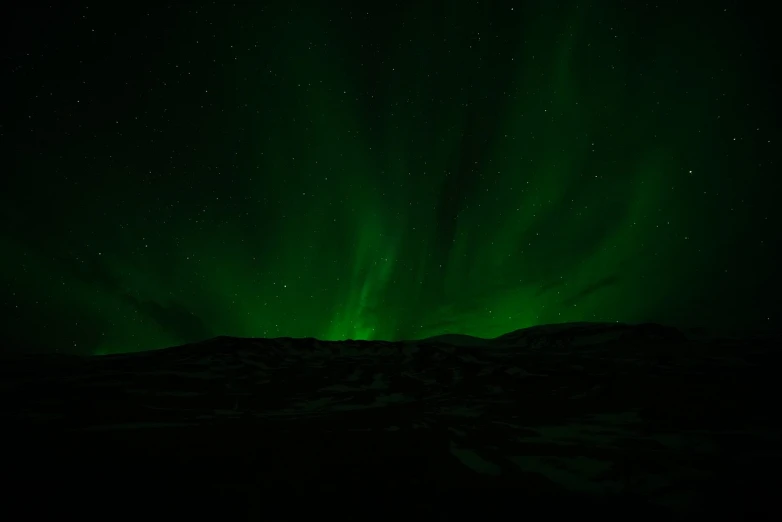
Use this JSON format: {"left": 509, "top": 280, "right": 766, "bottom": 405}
{"left": 0, "top": 1, "right": 777, "bottom": 355}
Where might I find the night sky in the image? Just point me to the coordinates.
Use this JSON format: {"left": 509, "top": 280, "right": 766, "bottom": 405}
{"left": 2, "top": 1, "right": 779, "bottom": 355}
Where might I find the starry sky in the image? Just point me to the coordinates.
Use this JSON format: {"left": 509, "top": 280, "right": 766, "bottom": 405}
{"left": 1, "top": 1, "right": 779, "bottom": 355}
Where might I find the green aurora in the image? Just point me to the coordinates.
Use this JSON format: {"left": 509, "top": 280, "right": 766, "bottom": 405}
{"left": 1, "top": 1, "right": 779, "bottom": 355}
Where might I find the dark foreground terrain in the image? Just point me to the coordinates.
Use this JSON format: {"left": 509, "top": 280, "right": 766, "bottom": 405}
{"left": 1, "top": 322, "right": 780, "bottom": 520}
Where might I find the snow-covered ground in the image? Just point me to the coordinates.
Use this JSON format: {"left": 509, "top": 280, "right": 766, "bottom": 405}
{"left": 1, "top": 321, "right": 779, "bottom": 519}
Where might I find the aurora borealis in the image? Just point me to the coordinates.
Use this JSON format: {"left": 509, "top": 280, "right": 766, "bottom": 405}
{"left": 2, "top": 1, "right": 779, "bottom": 355}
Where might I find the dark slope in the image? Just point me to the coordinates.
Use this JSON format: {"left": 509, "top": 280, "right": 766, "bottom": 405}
{"left": 2, "top": 322, "right": 780, "bottom": 520}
